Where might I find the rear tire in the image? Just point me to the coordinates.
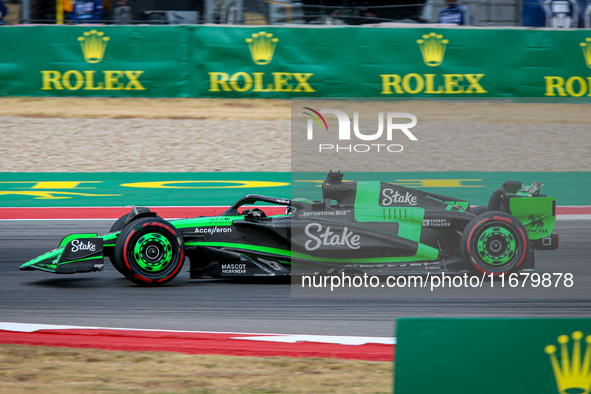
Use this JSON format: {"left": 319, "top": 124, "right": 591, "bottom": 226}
{"left": 461, "top": 211, "right": 529, "bottom": 276}
{"left": 114, "top": 217, "right": 185, "bottom": 286}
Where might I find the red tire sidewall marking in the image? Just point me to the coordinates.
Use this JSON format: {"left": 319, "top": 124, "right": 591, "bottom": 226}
{"left": 512, "top": 226, "right": 528, "bottom": 269}
{"left": 157, "top": 233, "right": 184, "bottom": 283}
{"left": 492, "top": 215, "right": 512, "bottom": 224}
{"left": 133, "top": 272, "right": 153, "bottom": 283}
{"left": 123, "top": 229, "right": 137, "bottom": 272}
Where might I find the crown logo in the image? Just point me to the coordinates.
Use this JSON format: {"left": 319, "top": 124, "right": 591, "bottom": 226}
{"left": 245, "top": 31, "right": 279, "bottom": 65}
{"left": 545, "top": 331, "right": 591, "bottom": 394}
{"left": 580, "top": 38, "right": 591, "bottom": 69}
{"left": 77, "top": 30, "right": 110, "bottom": 64}
{"left": 416, "top": 32, "right": 448, "bottom": 67}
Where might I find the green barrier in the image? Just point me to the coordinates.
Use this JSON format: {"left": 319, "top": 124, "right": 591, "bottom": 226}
{"left": 0, "top": 26, "right": 590, "bottom": 98}
{"left": 0, "top": 26, "right": 189, "bottom": 97}
{"left": 394, "top": 318, "right": 591, "bottom": 394}
{"left": 0, "top": 172, "right": 588, "bottom": 207}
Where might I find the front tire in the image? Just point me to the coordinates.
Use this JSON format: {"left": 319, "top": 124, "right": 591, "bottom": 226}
{"left": 106, "top": 213, "right": 131, "bottom": 274}
{"left": 461, "top": 211, "right": 529, "bottom": 276}
{"left": 114, "top": 217, "right": 185, "bottom": 286}
{"left": 107, "top": 212, "right": 163, "bottom": 275}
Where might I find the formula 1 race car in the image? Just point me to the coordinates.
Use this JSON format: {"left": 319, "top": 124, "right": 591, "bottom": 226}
{"left": 20, "top": 171, "right": 559, "bottom": 286}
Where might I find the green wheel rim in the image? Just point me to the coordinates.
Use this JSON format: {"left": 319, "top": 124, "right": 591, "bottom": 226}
{"left": 132, "top": 232, "right": 173, "bottom": 273}
{"left": 475, "top": 225, "right": 517, "bottom": 266}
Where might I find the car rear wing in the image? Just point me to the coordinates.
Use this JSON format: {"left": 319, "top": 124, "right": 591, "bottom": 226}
{"left": 508, "top": 195, "right": 556, "bottom": 241}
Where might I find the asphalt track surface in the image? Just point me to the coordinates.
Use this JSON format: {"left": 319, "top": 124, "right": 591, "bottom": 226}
{"left": 1, "top": 220, "right": 590, "bottom": 337}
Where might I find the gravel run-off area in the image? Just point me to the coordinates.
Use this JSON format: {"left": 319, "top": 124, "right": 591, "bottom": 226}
{"left": 0, "top": 98, "right": 589, "bottom": 172}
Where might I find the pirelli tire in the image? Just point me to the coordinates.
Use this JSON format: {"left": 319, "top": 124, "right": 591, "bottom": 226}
{"left": 114, "top": 217, "right": 185, "bottom": 286}
{"left": 460, "top": 211, "right": 530, "bottom": 276}
{"left": 107, "top": 213, "right": 163, "bottom": 275}
{"left": 105, "top": 213, "right": 132, "bottom": 275}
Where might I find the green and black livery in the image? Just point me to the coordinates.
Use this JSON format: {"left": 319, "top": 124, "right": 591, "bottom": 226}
{"left": 20, "top": 172, "right": 559, "bottom": 286}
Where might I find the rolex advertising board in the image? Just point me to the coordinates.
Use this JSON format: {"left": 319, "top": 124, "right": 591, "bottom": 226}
{"left": 0, "top": 26, "right": 188, "bottom": 97}
{"left": 190, "top": 26, "right": 591, "bottom": 98}
{"left": 191, "top": 28, "right": 321, "bottom": 97}
{"left": 394, "top": 318, "right": 591, "bottom": 394}
{"left": 0, "top": 26, "right": 590, "bottom": 99}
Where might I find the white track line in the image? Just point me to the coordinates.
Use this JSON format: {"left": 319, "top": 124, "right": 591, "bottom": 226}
{"left": 0, "top": 322, "right": 395, "bottom": 346}
{"left": 556, "top": 215, "right": 591, "bottom": 220}
{"left": 0, "top": 322, "right": 283, "bottom": 335}
{"left": 233, "top": 335, "right": 395, "bottom": 345}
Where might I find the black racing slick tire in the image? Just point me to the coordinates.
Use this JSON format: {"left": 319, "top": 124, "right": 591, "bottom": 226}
{"left": 110, "top": 213, "right": 131, "bottom": 233}
{"left": 460, "top": 211, "right": 529, "bottom": 276}
{"left": 106, "top": 214, "right": 131, "bottom": 274}
{"left": 110, "top": 211, "right": 163, "bottom": 234}
{"left": 114, "top": 217, "right": 185, "bottom": 286}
